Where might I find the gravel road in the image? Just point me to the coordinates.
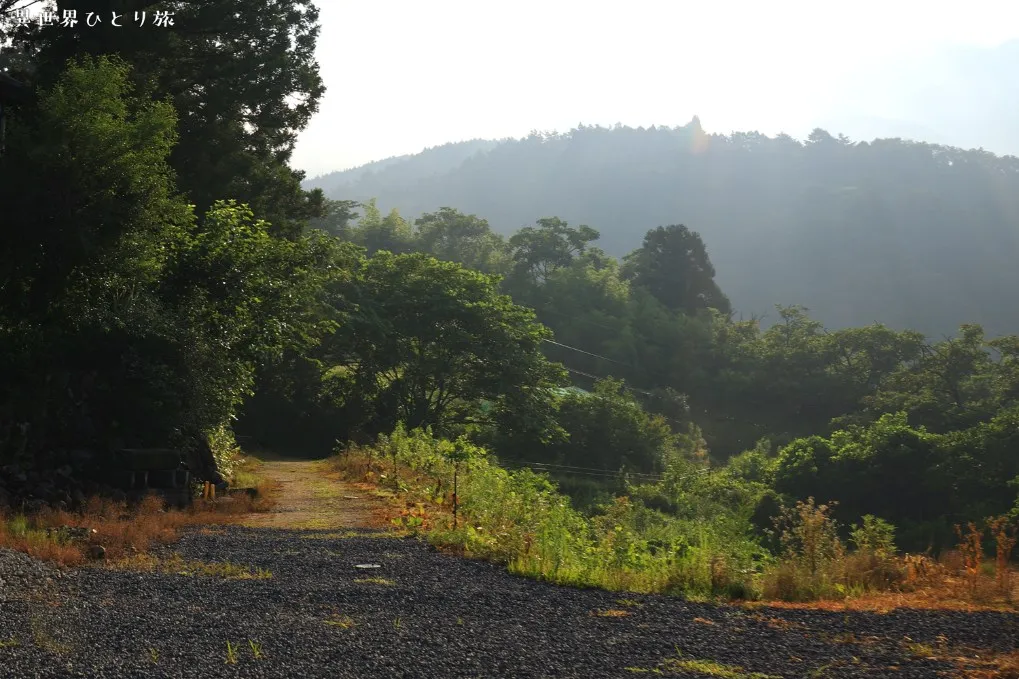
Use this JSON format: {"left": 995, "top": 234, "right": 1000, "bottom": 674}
{"left": 2, "top": 527, "right": 1018, "bottom": 678}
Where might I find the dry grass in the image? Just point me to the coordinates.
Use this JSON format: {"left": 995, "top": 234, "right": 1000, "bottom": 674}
{"left": 353, "top": 576, "right": 396, "bottom": 586}
{"left": 750, "top": 549, "right": 1019, "bottom": 613}
{"left": 746, "top": 613, "right": 806, "bottom": 631}
{"left": 0, "top": 478, "right": 278, "bottom": 567}
{"left": 108, "top": 552, "right": 272, "bottom": 579}
{"left": 591, "top": 609, "right": 631, "bottom": 618}
{"left": 901, "top": 637, "right": 1019, "bottom": 679}
{"left": 323, "top": 614, "right": 356, "bottom": 629}
{"left": 329, "top": 450, "right": 451, "bottom": 529}
{"left": 958, "top": 650, "right": 1019, "bottom": 679}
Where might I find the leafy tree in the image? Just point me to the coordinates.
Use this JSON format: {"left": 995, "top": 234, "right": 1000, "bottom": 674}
{"left": 867, "top": 325, "right": 998, "bottom": 431}
{"left": 350, "top": 199, "right": 415, "bottom": 255}
{"left": 0, "top": 56, "right": 334, "bottom": 490}
{"left": 160, "top": 200, "right": 335, "bottom": 434}
{"left": 547, "top": 378, "right": 681, "bottom": 474}
{"left": 0, "top": 56, "right": 194, "bottom": 464}
{"left": 507, "top": 217, "right": 600, "bottom": 287}
{"left": 13, "top": 0, "right": 327, "bottom": 235}
{"left": 331, "top": 252, "right": 566, "bottom": 435}
{"left": 309, "top": 198, "right": 361, "bottom": 240}
{"left": 0, "top": 55, "right": 190, "bottom": 317}
{"left": 622, "top": 224, "right": 731, "bottom": 315}
{"left": 413, "top": 207, "right": 509, "bottom": 274}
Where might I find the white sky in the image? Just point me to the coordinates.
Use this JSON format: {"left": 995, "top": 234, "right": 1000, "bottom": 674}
{"left": 292, "top": 0, "right": 1019, "bottom": 178}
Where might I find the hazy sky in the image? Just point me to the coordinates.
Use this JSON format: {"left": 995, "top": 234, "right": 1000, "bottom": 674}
{"left": 293, "top": 0, "right": 1019, "bottom": 179}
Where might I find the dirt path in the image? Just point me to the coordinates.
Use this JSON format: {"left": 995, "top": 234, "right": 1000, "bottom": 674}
{"left": 239, "top": 459, "right": 390, "bottom": 531}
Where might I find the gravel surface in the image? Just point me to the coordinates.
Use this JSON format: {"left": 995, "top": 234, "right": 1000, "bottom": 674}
{"left": 1, "top": 530, "right": 1017, "bottom": 678}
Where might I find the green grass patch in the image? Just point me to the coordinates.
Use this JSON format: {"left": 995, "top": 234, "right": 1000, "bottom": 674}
{"left": 353, "top": 577, "right": 395, "bottom": 586}
{"left": 662, "top": 657, "right": 780, "bottom": 678}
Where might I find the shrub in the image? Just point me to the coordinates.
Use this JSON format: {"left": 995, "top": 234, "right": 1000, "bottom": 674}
{"left": 344, "top": 425, "right": 763, "bottom": 597}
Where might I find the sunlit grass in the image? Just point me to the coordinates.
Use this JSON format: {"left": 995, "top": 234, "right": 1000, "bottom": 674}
{"left": 110, "top": 553, "right": 272, "bottom": 579}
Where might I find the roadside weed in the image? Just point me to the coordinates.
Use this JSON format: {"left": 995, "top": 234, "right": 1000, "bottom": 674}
{"left": 324, "top": 614, "right": 356, "bottom": 629}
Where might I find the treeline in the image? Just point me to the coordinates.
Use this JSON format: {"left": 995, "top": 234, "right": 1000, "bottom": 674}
{"left": 308, "top": 121, "right": 1019, "bottom": 338}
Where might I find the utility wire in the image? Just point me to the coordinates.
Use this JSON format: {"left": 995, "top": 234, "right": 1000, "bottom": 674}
{"left": 519, "top": 461, "right": 664, "bottom": 478}
{"left": 503, "top": 461, "right": 713, "bottom": 484}
{"left": 562, "top": 366, "right": 654, "bottom": 396}
{"left": 539, "top": 307, "right": 622, "bottom": 333}
{"left": 541, "top": 338, "right": 632, "bottom": 367}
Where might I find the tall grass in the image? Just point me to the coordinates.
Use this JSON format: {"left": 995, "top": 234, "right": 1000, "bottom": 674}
{"left": 335, "top": 425, "right": 764, "bottom": 597}
{"left": 0, "top": 485, "right": 275, "bottom": 566}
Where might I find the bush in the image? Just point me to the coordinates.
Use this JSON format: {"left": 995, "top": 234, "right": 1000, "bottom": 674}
{"left": 347, "top": 425, "right": 763, "bottom": 597}
{"left": 761, "top": 500, "right": 906, "bottom": 601}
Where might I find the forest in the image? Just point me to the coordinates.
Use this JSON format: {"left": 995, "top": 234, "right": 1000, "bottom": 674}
{"left": 308, "top": 123, "right": 1019, "bottom": 339}
{"left": 1, "top": 0, "right": 1017, "bottom": 600}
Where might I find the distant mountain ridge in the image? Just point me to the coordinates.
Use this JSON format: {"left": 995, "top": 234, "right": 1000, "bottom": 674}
{"left": 304, "top": 139, "right": 500, "bottom": 197}
{"left": 305, "top": 121, "right": 1019, "bottom": 338}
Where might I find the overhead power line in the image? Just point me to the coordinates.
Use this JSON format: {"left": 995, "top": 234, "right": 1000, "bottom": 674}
{"left": 541, "top": 338, "right": 635, "bottom": 367}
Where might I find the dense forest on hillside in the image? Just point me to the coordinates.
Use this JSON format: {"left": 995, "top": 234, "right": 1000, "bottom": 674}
{"left": 1, "top": 0, "right": 1017, "bottom": 592}
{"left": 307, "top": 122, "right": 1019, "bottom": 338}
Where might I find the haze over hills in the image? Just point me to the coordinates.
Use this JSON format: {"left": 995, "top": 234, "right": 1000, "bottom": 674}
{"left": 304, "top": 117, "right": 1019, "bottom": 339}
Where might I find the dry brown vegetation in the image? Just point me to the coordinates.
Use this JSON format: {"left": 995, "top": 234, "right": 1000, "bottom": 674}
{"left": 328, "top": 447, "right": 449, "bottom": 529}
{"left": 0, "top": 469, "right": 278, "bottom": 567}
{"left": 748, "top": 549, "right": 1019, "bottom": 613}
{"left": 898, "top": 636, "right": 1019, "bottom": 679}
{"left": 750, "top": 501, "right": 1019, "bottom": 612}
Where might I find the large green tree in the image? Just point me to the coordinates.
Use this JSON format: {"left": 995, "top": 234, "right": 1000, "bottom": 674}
{"left": 9, "top": 0, "right": 326, "bottom": 235}
{"left": 330, "top": 252, "right": 566, "bottom": 435}
{"left": 0, "top": 57, "right": 332, "bottom": 493}
{"left": 413, "top": 207, "right": 509, "bottom": 274}
{"left": 622, "top": 224, "right": 731, "bottom": 316}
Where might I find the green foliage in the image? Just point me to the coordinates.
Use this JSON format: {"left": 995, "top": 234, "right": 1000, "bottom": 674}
{"left": 308, "top": 199, "right": 361, "bottom": 240}
{"left": 330, "top": 252, "right": 566, "bottom": 435}
{"left": 309, "top": 122, "right": 1019, "bottom": 339}
{"left": 506, "top": 217, "right": 601, "bottom": 290}
{"left": 413, "top": 207, "right": 509, "bottom": 275}
{"left": 548, "top": 378, "right": 679, "bottom": 474}
{"left": 761, "top": 499, "right": 905, "bottom": 601}
{"left": 772, "top": 407, "right": 1019, "bottom": 550}
{"left": 850, "top": 515, "right": 896, "bottom": 556}
{"left": 0, "top": 55, "right": 190, "bottom": 317}
{"left": 349, "top": 199, "right": 415, "bottom": 255}
{"left": 0, "top": 55, "right": 334, "bottom": 481}
{"left": 160, "top": 200, "right": 333, "bottom": 436}
{"left": 19, "top": 0, "right": 327, "bottom": 236}
{"left": 622, "top": 224, "right": 731, "bottom": 315}
{"left": 366, "top": 426, "right": 764, "bottom": 598}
